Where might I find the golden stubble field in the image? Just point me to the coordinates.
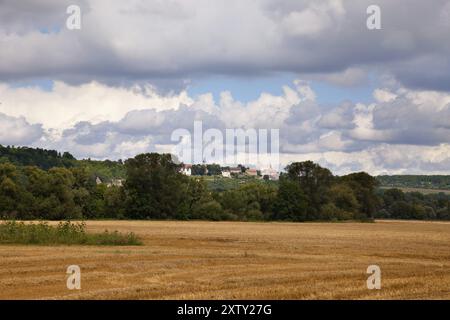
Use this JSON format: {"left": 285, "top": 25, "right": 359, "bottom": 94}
{"left": 0, "top": 220, "right": 449, "bottom": 300}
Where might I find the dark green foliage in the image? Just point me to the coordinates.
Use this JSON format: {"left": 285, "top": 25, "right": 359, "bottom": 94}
{"left": 284, "top": 161, "right": 333, "bottom": 217}
{"left": 0, "top": 145, "right": 448, "bottom": 222}
{"left": 0, "top": 145, "right": 76, "bottom": 169}
{"left": 340, "top": 172, "right": 379, "bottom": 219}
{"left": 323, "top": 183, "right": 360, "bottom": 220}
{"left": 216, "top": 182, "right": 276, "bottom": 221}
{"left": 78, "top": 159, "right": 126, "bottom": 182}
{"left": 205, "top": 175, "right": 276, "bottom": 192}
{"left": 0, "top": 221, "right": 142, "bottom": 245}
{"left": 123, "top": 153, "right": 187, "bottom": 219}
{"left": 272, "top": 163, "right": 379, "bottom": 221}
{"left": 376, "top": 188, "right": 450, "bottom": 220}
{"left": 190, "top": 164, "right": 222, "bottom": 176}
{"left": 192, "top": 164, "right": 207, "bottom": 176}
{"left": 0, "top": 145, "right": 125, "bottom": 183}
{"left": 206, "top": 164, "right": 222, "bottom": 176}
{"left": 191, "top": 200, "right": 226, "bottom": 221}
{"left": 272, "top": 178, "right": 308, "bottom": 221}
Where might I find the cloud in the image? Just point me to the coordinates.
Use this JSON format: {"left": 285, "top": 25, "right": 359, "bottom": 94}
{"left": 317, "top": 101, "right": 354, "bottom": 129}
{"left": 369, "top": 88, "right": 450, "bottom": 145}
{"left": 301, "top": 68, "right": 369, "bottom": 87}
{"left": 0, "top": 81, "right": 192, "bottom": 129}
{"left": 2, "top": 1, "right": 450, "bottom": 174}
{"left": 373, "top": 88, "right": 397, "bottom": 103}
{"left": 280, "top": 0, "right": 346, "bottom": 37}
{"left": 0, "top": 112, "right": 43, "bottom": 145}
{"left": 1, "top": 75, "right": 450, "bottom": 174}
{"left": 280, "top": 143, "right": 450, "bottom": 175}
{"left": 1, "top": 0, "right": 450, "bottom": 91}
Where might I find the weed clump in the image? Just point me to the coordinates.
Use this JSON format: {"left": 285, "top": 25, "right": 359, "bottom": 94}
{"left": 0, "top": 221, "right": 142, "bottom": 246}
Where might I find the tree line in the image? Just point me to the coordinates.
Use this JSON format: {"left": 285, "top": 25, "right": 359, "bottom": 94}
{"left": 0, "top": 145, "right": 76, "bottom": 170}
{"left": 377, "top": 175, "right": 450, "bottom": 190}
{"left": 0, "top": 144, "right": 125, "bottom": 182}
{"left": 0, "top": 152, "right": 449, "bottom": 221}
{"left": 376, "top": 188, "right": 450, "bottom": 220}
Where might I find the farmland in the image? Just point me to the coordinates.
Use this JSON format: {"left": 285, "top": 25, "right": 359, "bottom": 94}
{"left": 379, "top": 186, "right": 450, "bottom": 195}
{"left": 0, "top": 220, "right": 449, "bottom": 300}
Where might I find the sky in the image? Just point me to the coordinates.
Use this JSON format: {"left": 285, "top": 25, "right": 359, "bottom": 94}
{"left": 1, "top": 0, "right": 450, "bottom": 175}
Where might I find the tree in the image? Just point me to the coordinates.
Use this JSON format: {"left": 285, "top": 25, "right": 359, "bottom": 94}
{"left": 239, "top": 183, "right": 277, "bottom": 217}
{"left": 341, "top": 172, "right": 379, "bottom": 219}
{"left": 273, "top": 177, "right": 308, "bottom": 221}
{"left": 62, "top": 152, "right": 76, "bottom": 160}
{"left": 123, "top": 153, "right": 187, "bottom": 219}
{"left": 218, "top": 189, "right": 249, "bottom": 218}
{"left": 0, "top": 145, "right": 76, "bottom": 169}
{"left": 191, "top": 200, "right": 225, "bottom": 220}
{"left": 0, "top": 163, "right": 21, "bottom": 217}
{"left": 46, "top": 167, "right": 82, "bottom": 219}
{"left": 382, "top": 188, "right": 405, "bottom": 206}
{"left": 206, "top": 164, "right": 222, "bottom": 176}
{"left": 328, "top": 183, "right": 359, "bottom": 218}
{"left": 238, "top": 164, "right": 248, "bottom": 173}
{"left": 191, "top": 164, "right": 207, "bottom": 176}
{"left": 69, "top": 167, "right": 97, "bottom": 217}
{"left": 177, "top": 177, "right": 211, "bottom": 219}
{"left": 216, "top": 182, "right": 276, "bottom": 221}
{"left": 103, "top": 185, "right": 126, "bottom": 219}
{"left": 284, "top": 161, "right": 334, "bottom": 218}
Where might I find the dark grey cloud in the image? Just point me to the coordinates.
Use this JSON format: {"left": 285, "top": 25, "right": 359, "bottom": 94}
{"left": 1, "top": 0, "right": 450, "bottom": 91}
{"left": 372, "top": 96, "right": 450, "bottom": 145}
{"left": 116, "top": 106, "right": 226, "bottom": 138}
{"left": 0, "top": 0, "right": 89, "bottom": 34}
{"left": 63, "top": 121, "right": 110, "bottom": 145}
{"left": 56, "top": 105, "right": 228, "bottom": 156}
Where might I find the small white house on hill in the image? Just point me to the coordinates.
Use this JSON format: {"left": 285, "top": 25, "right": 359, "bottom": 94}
{"left": 222, "top": 170, "right": 231, "bottom": 178}
{"left": 261, "top": 167, "right": 279, "bottom": 180}
{"left": 181, "top": 164, "right": 192, "bottom": 176}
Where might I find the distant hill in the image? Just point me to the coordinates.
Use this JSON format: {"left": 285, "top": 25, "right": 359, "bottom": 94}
{"left": 0, "top": 145, "right": 76, "bottom": 170}
{"left": 377, "top": 175, "right": 450, "bottom": 190}
{"left": 0, "top": 145, "right": 125, "bottom": 182}
{"left": 2, "top": 145, "right": 449, "bottom": 190}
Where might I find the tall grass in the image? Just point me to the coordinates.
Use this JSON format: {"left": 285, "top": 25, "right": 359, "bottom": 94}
{"left": 0, "top": 221, "right": 142, "bottom": 245}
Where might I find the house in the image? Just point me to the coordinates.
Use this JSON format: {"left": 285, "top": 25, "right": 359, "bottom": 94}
{"left": 261, "top": 167, "right": 279, "bottom": 180}
{"left": 180, "top": 164, "right": 192, "bottom": 176}
{"left": 246, "top": 168, "right": 259, "bottom": 177}
{"left": 222, "top": 170, "right": 231, "bottom": 178}
{"left": 106, "top": 179, "right": 124, "bottom": 187}
{"left": 229, "top": 167, "right": 241, "bottom": 175}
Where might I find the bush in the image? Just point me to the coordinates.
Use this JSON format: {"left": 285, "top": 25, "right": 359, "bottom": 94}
{"left": 0, "top": 221, "right": 142, "bottom": 245}
{"left": 244, "top": 209, "right": 264, "bottom": 221}
{"left": 192, "top": 200, "right": 224, "bottom": 220}
{"left": 320, "top": 203, "right": 353, "bottom": 220}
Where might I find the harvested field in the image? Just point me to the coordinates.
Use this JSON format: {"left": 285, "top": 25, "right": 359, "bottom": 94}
{"left": 0, "top": 220, "right": 449, "bottom": 299}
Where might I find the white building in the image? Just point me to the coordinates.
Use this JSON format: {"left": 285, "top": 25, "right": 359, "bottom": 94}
{"left": 222, "top": 170, "right": 231, "bottom": 178}
{"left": 246, "top": 168, "right": 259, "bottom": 177}
{"left": 107, "top": 179, "right": 124, "bottom": 187}
{"left": 261, "top": 167, "right": 279, "bottom": 180}
{"left": 181, "top": 164, "right": 192, "bottom": 176}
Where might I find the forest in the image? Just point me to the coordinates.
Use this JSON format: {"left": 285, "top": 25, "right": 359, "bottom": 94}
{"left": 0, "top": 145, "right": 449, "bottom": 221}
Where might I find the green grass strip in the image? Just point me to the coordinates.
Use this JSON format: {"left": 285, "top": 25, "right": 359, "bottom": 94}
{"left": 0, "top": 221, "right": 142, "bottom": 246}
